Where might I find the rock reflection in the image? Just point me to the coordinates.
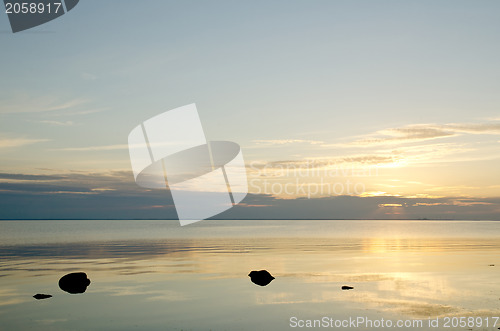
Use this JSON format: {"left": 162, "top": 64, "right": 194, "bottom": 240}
{"left": 59, "top": 272, "right": 91, "bottom": 294}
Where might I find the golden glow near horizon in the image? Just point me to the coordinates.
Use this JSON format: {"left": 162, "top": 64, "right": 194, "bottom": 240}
{"left": 2, "top": 120, "right": 499, "bottom": 202}
{"left": 245, "top": 121, "right": 500, "bottom": 200}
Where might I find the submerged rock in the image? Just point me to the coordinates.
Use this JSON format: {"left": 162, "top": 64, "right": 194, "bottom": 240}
{"left": 33, "top": 294, "right": 52, "bottom": 300}
{"left": 341, "top": 286, "right": 354, "bottom": 290}
{"left": 248, "top": 270, "right": 275, "bottom": 286}
{"left": 59, "top": 272, "right": 91, "bottom": 294}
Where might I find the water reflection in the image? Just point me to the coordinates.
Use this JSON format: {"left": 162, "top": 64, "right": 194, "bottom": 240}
{"left": 0, "top": 221, "right": 499, "bottom": 330}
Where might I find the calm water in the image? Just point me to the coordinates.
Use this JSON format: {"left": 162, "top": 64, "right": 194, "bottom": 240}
{"left": 0, "top": 220, "right": 499, "bottom": 330}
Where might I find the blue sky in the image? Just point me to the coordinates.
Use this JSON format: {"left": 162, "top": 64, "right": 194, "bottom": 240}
{"left": 1, "top": 1, "right": 500, "bottom": 219}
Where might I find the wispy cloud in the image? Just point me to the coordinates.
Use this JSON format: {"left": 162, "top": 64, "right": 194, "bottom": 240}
{"left": 377, "top": 142, "right": 472, "bottom": 165}
{"left": 46, "top": 107, "right": 107, "bottom": 117}
{"left": 446, "top": 123, "right": 500, "bottom": 134}
{"left": 412, "top": 200, "right": 494, "bottom": 207}
{"left": 43, "top": 99, "right": 85, "bottom": 112}
{"left": 0, "top": 170, "right": 137, "bottom": 194}
{"left": 54, "top": 141, "right": 177, "bottom": 152}
{"left": 344, "top": 124, "right": 456, "bottom": 147}
{"left": 261, "top": 154, "right": 396, "bottom": 168}
{"left": 336, "top": 122, "right": 500, "bottom": 148}
{"left": 248, "top": 142, "right": 466, "bottom": 175}
{"left": 0, "top": 95, "right": 86, "bottom": 114}
{"left": 252, "top": 139, "right": 324, "bottom": 146}
{"left": 0, "top": 173, "right": 66, "bottom": 181}
{"left": 54, "top": 144, "right": 129, "bottom": 151}
{"left": 249, "top": 121, "right": 500, "bottom": 151}
{"left": 40, "top": 120, "right": 75, "bottom": 126}
{"left": 0, "top": 137, "right": 50, "bottom": 148}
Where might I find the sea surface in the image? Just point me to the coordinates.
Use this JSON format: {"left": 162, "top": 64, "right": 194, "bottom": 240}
{"left": 0, "top": 220, "right": 499, "bottom": 331}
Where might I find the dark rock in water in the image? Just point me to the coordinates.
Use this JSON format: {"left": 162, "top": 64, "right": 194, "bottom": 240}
{"left": 33, "top": 294, "right": 52, "bottom": 300}
{"left": 249, "top": 270, "right": 275, "bottom": 286}
{"left": 59, "top": 272, "right": 91, "bottom": 294}
{"left": 341, "top": 286, "right": 354, "bottom": 290}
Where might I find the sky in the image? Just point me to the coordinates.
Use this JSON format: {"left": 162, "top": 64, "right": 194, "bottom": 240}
{"left": 1, "top": 0, "right": 500, "bottom": 220}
